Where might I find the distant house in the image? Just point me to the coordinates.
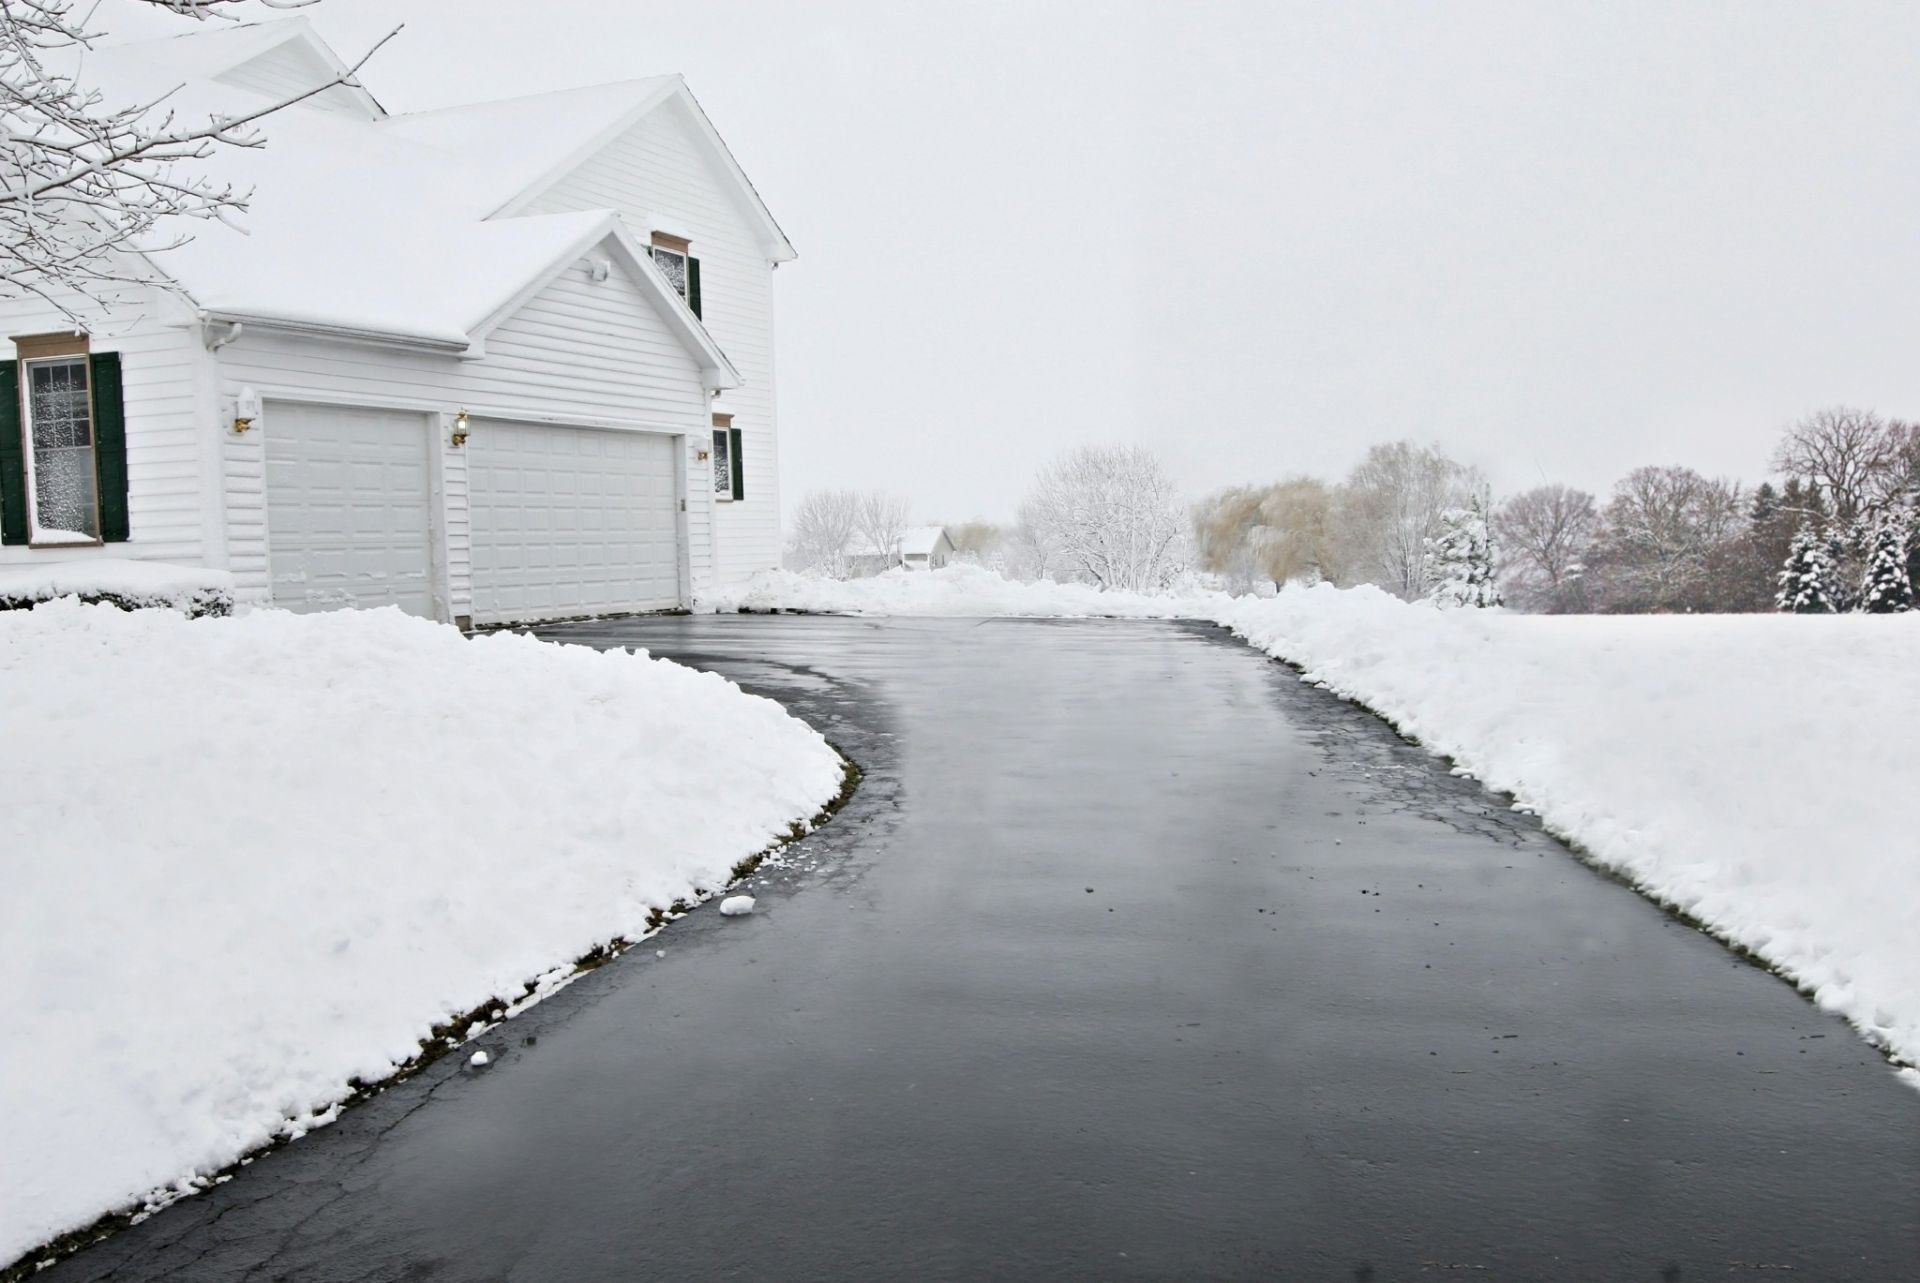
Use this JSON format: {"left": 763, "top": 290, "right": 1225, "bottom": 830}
{"left": 1, "top": 18, "right": 794, "bottom": 626}
{"left": 899, "top": 526, "right": 955, "bottom": 571}
{"left": 845, "top": 525, "right": 953, "bottom": 577}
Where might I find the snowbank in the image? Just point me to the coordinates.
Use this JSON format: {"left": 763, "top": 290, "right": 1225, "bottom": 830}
{"left": 717, "top": 567, "right": 1920, "bottom": 1075}
{"left": 0, "top": 558, "right": 233, "bottom": 616}
{"left": 704, "top": 563, "right": 1224, "bottom": 618}
{"left": 0, "top": 602, "right": 843, "bottom": 1267}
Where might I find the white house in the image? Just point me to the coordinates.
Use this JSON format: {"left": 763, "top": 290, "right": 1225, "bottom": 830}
{"left": 0, "top": 19, "right": 794, "bottom": 626}
{"left": 845, "top": 525, "right": 954, "bottom": 576}
{"left": 899, "top": 526, "right": 955, "bottom": 570}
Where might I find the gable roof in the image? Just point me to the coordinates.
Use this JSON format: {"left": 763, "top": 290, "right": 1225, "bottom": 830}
{"left": 382, "top": 77, "right": 797, "bottom": 262}
{"left": 900, "top": 527, "right": 953, "bottom": 556}
{"left": 74, "top": 19, "right": 781, "bottom": 367}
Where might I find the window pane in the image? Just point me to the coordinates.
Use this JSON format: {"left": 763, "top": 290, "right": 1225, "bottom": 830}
{"left": 27, "top": 358, "right": 99, "bottom": 539}
{"left": 712, "top": 428, "right": 731, "bottom": 497}
{"left": 652, "top": 246, "right": 688, "bottom": 298}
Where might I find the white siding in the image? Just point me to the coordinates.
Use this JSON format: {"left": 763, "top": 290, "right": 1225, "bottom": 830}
{"left": 0, "top": 286, "right": 213, "bottom": 571}
{"left": 523, "top": 97, "right": 783, "bottom": 587}
{"left": 215, "top": 253, "right": 709, "bottom": 607}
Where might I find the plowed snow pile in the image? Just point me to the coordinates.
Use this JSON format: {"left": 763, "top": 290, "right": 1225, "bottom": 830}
{"left": 0, "top": 601, "right": 843, "bottom": 1267}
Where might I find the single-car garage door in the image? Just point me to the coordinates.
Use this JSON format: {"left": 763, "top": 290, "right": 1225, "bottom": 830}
{"left": 467, "top": 420, "right": 682, "bottom": 625}
{"left": 266, "top": 403, "right": 435, "bottom": 617}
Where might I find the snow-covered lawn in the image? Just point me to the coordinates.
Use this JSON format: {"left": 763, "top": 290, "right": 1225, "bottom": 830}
{"left": 0, "top": 601, "right": 844, "bottom": 1268}
{"left": 717, "top": 566, "right": 1920, "bottom": 1082}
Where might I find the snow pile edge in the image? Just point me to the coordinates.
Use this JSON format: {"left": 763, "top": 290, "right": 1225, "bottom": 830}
{"left": 0, "top": 602, "right": 846, "bottom": 1271}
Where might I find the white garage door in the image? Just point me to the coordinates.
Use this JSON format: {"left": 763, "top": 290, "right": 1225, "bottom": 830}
{"left": 266, "top": 403, "right": 435, "bottom": 617}
{"left": 467, "top": 421, "right": 682, "bottom": 625}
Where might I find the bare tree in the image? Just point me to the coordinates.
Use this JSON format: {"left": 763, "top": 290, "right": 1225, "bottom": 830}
{"left": 1020, "top": 445, "right": 1185, "bottom": 592}
{"left": 2, "top": 0, "right": 398, "bottom": 316}
{"left": 1494, "top": 484, "right": 1597, "bottom": 612}
{"left": 1769, "top": 407, "right": 1901, "bottom": 525}
{"left": 853, "top": 491, "right": 912, "bottom": 569}
{"left": 1588, "top": 466, "right": 1744, "bottom": 612}
{"left": 1331, "top": 442, "right": 1482, "bottom": 599}
{"left": 785, "top": 488, "right": 861, "bottom": 577}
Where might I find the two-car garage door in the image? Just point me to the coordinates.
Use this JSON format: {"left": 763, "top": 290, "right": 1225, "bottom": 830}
{"left": 266, "top": 403, "right": 682, "bottom": 624}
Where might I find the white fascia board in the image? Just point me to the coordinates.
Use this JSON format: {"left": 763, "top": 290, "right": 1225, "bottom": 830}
{"left": 200, "top": 310, "right": 470, "bottom": 354}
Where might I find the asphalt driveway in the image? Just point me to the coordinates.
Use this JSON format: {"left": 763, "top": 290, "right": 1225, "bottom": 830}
{"left": 43, "top": 616, "right": 1920, "bottom": 1281}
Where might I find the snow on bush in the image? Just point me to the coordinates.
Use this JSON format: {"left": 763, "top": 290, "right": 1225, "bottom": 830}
{"left": 0, "top": 558, "right": 234, "bottom": 616}
{"left": 0, "top": 602, "right": 843, "bottom": 1267}
{"left": 718, "top": 566, "right": 1920, "bottom": 1077}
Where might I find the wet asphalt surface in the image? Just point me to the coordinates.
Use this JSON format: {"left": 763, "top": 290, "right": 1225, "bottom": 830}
{"left": 41, "top": 616, "right": 1920, "bottom": 1282}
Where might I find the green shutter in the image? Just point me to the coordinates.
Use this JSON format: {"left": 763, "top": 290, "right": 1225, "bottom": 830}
{"left": 0, "top": 363, "right": 24, "bottom": 545}
{"left": 687, "top": 256, "right": 703, "bottom": 319}
{"left": 728, "top": 425, "right": 744, "bottom": 501}
{"left": 90, "top": 352, "right": 130, "bottom": 542}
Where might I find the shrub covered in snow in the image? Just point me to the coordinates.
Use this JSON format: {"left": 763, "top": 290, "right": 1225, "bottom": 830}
{"left": 0, "top": 602, "right": 843, "bottom": 1268}
{"left": 0, "top": 559, "right": 233, "bottom": 617}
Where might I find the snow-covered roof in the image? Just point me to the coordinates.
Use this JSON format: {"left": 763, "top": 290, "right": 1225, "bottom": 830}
{"left": 899, "top": 526, "right": 952, "bottom": 556}
{"left": 70, "top": 19, "right": 782, "bottom": 359}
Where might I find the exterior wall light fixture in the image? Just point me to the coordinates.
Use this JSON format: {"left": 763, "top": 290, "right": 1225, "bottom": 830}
{"left": 451, "top": 409, "right": 470, "bottom": 447}
{"left": 232, "top": 386, "right": 261, "bottom": 434}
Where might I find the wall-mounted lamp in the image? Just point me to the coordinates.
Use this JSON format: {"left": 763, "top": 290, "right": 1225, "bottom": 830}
{"left": 451, "top": 409, "right": 470, "bottom": 448}
{"left": 231, "top": 386, "right": 261, "bottom": 434}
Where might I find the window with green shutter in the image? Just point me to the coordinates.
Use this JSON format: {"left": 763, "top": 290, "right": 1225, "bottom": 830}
{"left": 0, "top": 337, "right": 128, "bottom": 546}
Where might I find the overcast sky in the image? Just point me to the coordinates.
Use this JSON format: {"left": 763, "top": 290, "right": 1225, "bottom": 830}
{"left": 109, "top": 0, "right": 1920, "bottom": 522}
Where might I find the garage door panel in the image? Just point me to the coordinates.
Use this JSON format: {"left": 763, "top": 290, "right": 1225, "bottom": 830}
{"left": 468, "top": 421, "right": 681, "bottom": 625}
{"left": 267, "top": 403, "right": 435, "bottom": 617}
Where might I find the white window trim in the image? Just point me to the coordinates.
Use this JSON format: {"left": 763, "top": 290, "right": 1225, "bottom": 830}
{"left": 649, "top": 244, "right": 690, "bottom": 302}
{"left": 19, "top": 352, "right": 102, "bottom": 548}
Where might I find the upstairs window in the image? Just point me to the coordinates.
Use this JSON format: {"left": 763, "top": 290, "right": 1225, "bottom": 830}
{"left": 648, "top": 231, "right": 703, "bottom": 319}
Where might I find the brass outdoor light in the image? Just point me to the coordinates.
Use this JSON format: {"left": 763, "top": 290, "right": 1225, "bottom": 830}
{"left": 451, "top": 409, "right": 470, "bottom": 447}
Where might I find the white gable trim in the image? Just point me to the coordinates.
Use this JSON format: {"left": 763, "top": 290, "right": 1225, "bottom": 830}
{"left": 492, "top": 79, "right": 796, "bottom": 263}
{"left": 464, "top": 217, "right": 742, "bottom": 390}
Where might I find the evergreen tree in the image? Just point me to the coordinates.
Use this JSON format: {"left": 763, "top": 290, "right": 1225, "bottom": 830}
{"left": 1423, "top": 497, "right": 1503, "bottom": 608}
{"left": 1859, "top": 511, "right": 1913, "bottom": 613}
{"left": 1776, "top": 522, "right": 1838, "bottom": 613}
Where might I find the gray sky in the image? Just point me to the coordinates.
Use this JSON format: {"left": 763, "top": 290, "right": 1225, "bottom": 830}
{"left": 110, "top": 0, "right": 1920, "bottom": 522}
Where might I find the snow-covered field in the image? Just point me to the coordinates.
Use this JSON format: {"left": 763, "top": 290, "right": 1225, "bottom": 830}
{"left": 0, "top": 602, "right": 844, "bottom": 1268}
{"left": 718, "top": 567, "right": 1920, "bottom": 1080}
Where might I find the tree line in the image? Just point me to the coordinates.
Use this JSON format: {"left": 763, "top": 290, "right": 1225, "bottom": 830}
{"left": 787, "top": 407, "right": 1920, "bottom": 614}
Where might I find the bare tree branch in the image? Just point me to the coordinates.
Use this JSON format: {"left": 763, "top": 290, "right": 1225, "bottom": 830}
{"left": 1, "top": 0, "right": 399, "bottom": 319}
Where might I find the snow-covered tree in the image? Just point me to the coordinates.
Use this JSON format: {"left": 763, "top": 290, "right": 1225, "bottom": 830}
{"left": 2, "top": 0, "right": 396, "bottom": 316}
{"left": 1776, "top": 522, "right": 1839, "bottom": 614}
{"left": 785, "top": 488, "right": 861, "bottom": 577}
{"left": 853, "top": 491, "right": 911, "bottom": 569}
{"left": 1330, "top": 441, "right": 1482, "bottom": 600}
{"left": 1858, "top": 510, "right": 1913, "bottom": 613}
{"left": 1020, "top": 445, "right": 1185, "bottom": 592}
{"left": 1422, "top": 495, "right": 1502, "bottom": 608}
